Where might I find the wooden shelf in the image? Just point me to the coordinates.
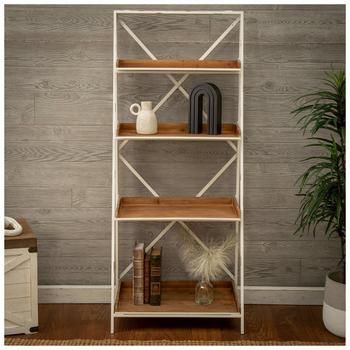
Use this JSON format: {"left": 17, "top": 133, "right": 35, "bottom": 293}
{"left": 115, "top": 280, "right": 239, "bottom": 317}
{"left": 118, "top": 59, "right": 241, "bottom": 69}
{"left": 116, "top": 197, "right": 240, "bottom": 221}
{"left": 117, "top": 123, "right": 240, "bottom": 141}
{"left": 116, "top": 59, "right": 241, "bottom": 73}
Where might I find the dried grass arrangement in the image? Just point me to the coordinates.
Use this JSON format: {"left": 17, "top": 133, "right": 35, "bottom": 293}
{"left": 178, "top": 233, "right": 236, "bottom": 282}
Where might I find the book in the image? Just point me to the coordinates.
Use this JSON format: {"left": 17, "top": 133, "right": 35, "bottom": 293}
{"left": 150, "top": 246, "right": 162, "bottom": 306}
{"left": 144, "top": 252, "right": 151, "bottom": 304}
{"left": 132, "top": 242, "right": 144, "bottom": 305}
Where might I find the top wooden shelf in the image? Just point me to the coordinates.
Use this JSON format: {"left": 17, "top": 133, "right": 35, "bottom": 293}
{"left": 116, "top": 59, "right": 241, "bottom": 73}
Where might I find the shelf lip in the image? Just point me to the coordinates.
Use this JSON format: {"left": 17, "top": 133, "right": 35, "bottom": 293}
{"left": 114, "top": 10, "right": 244, "bottom": 15}
{"left": 116, "top": 68, "right": 241, "bottom": 74}
{"left": 115, "top": 217, "right": 240, "bottom": 222}
{"left": 116, "top": 123, "right": 241, "bottom": 141}
{"left": 116, "top": 196, "right": 240, "bottom": 222}
{"left": 115, "top": 136, "right": 240, "bottom": 141}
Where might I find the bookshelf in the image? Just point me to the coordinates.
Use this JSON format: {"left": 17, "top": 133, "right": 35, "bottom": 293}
{"left": 111, "top": 10, "right": 244, "bottom": 334}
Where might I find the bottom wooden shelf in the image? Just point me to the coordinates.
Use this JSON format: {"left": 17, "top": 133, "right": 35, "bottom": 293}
{"left": 114, "top": 280, "right": 240, "bottom": 318}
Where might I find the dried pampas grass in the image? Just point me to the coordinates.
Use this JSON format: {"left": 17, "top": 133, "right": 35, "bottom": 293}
{"left": 178, "top": 233, "right": 236, "bottom": 282}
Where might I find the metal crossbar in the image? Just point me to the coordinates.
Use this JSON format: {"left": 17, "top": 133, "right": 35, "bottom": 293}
{"left": 196, "top": 154, "right": 237, "bottom": 197}
{"left": 117, "top": 17, "right": 240, "bottom": 281}
{"left": 119, "top": 154, "right": 159, "bottom": 197}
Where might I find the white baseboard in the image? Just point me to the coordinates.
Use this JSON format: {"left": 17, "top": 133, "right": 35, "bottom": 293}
{"left": 38, "top": 285, "right": 325, "bottom": 305}
{"left": 244, "top": 286, "right": 324, "bottom": 305}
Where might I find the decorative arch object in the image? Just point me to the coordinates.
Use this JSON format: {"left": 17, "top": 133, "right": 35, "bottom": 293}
{"left": 188, "top": 83, "right": 222, "bottom": 135}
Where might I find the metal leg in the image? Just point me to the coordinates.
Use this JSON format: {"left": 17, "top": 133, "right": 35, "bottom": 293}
{"left": 111, "top": 10, "right": 118, "bottom": 334}
{"left": 235, "top": 222, "right": 239, "bottom": 286}
{"left": 239, "top": 11, "right": 245, "bottom": 335}
{"left": 240, "top": 221, "right": 244, "bottom": 335}
{"left": 110, "top": 220, "right": 115, "bottom": 334}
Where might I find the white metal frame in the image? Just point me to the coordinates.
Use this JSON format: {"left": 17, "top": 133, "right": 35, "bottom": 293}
{"left": 111, "top": 10, "right": 244, "bottom": 335}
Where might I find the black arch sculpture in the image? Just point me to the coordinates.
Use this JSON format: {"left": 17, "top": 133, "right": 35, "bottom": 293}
{"left": 188, "top": 82, "right": 222, "bottom": 135}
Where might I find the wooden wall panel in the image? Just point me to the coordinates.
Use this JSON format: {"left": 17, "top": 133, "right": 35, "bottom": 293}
{"left": 5, "top": 6, "right": 113, "bottom": 42}
{"left": 5, "top": 40, "right": 111, "bottom": 68}
{"left": 4, "top": 208, "right": 111, "bottom": 225}
{"left": 5, "top": 68, "right": 111, "bottom": 92}
{"left": 244, "top": 94, "right": 303, "bottom": 128}
{"left": 244, "top": 67, "right": 344, "bottom": 95}
{"left": 5, "top": 91, "right": 34, "bottom": 125}
{"left": 245, "top": 258, "right": 300, "bottom": 286}
{"left": 245, "top": 127, "right": 304, "bottom": 143}
{"left": 210, "top": 9, "right": 345, "bottom": 43}
{"left": 5, "top": 125, "right": 112, "bottom": 142}
{"left": 5, "top": 187, "right": 71, "bottom": 208}
{"left": 245, "top": 43, "right": 345, "bottom": 65}
{"left": 31, "top": 222, "right": 111, "bottom": 240}
{"left": 245, "top": 163, "right": 306, "bottom": 189}
{"left": 6, "top": 141, "right": 111, "bottom": 162}
{"left": 37, "top": 240, "right": 110, "bottom": 258}
{"left": 34, "top": 92, "right": 112, "bottom": 125}
{"left": 300, "top": 258, "right": 341, "bottom": 286}
{"left": 72, "top": 188, "right": 111, "bottom": 208}
{"left": 245, "top": 241, "right": 340, "bottom": 260}
{"left": 4, "top": 5, "right": 345, "bottom": 287}
{"left": 5, "top": 162, "right": 112, "bottom": 187}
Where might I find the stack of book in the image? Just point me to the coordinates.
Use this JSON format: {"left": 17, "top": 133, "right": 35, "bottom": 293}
{"left": 132, "top": 242, "right": 162, "bottom": 306}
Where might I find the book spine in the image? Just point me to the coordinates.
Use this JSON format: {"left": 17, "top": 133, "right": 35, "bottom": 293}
{"left": 144, "top": 253, "right": 150, "bottom": 304}
{"left": 150, "top": 250, "right": 161, "bottom": 306}
{"left": 133, "top": 247, "right": 144, "bottom": 305}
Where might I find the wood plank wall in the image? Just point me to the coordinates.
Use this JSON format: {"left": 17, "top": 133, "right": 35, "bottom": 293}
{"left": 5, "top": 5, "right": 345, "bottom": 286}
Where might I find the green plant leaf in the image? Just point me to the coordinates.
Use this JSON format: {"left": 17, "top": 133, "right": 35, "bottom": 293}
{"left": 291, "top": 69, "right": 345, "bottom": 268}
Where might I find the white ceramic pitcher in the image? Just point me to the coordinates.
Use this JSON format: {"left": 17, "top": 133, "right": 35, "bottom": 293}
{"left": 130, "top": 101, "right": 158, "bottom": 135}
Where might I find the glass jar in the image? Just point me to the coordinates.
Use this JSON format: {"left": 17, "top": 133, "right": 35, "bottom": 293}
{"left": 195, "top": 279, "right": 214, "bottom": 305}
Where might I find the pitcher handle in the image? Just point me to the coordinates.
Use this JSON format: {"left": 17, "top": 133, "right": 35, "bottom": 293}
{"left": 130, "top": 103, "right": 141, "bottom": 116}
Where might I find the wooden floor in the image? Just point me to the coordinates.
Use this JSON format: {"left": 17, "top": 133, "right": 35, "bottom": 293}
{"left": 6, "top": 304, "right": 345, "bottom": 343}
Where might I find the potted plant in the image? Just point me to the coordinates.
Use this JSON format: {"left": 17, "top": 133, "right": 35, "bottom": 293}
{"left": 292, "top": 70, "right": 345, "bottom": 337}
